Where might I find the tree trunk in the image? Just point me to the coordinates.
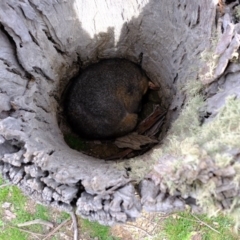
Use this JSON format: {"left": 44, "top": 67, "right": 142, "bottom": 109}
{"left": 1, "top": 0, "right": 240, "bottom": 225}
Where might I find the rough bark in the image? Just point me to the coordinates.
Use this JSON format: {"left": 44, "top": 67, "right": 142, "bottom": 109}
{"left": 0, "top": 0, "right": 240, "bottom": 225}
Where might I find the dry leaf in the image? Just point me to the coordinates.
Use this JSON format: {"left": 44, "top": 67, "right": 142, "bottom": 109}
{"left": 137, "top": 105, "right": 167, "bottom": 135}
{"left": 115, "top": 132, "right": 158, "bottom": 150}
{"left": 145, "top": 116, "right": 165, "bottom": 137}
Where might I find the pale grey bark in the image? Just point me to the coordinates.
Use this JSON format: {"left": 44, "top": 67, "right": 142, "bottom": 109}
{"left": 0, "top": 0, "right": 239, "bottom": 225}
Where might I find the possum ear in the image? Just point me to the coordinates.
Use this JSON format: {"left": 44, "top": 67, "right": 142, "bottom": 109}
{"left": 139, "top": 76, "right": 149, "bottom": 94}
{"left": 148, "top": 81, "right": 160, "bottom": 91}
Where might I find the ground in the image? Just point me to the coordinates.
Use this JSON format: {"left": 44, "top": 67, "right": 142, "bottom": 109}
{"left": 0, "top": 177, "right": 239, "bottom": 240}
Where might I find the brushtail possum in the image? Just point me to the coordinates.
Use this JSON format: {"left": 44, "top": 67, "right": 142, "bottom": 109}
{"left": 66, "top": 59, "right": 149, "bottom": 139}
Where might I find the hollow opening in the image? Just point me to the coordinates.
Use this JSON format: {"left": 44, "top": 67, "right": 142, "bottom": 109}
{"left": 59, "top": 58, "right": 169, "bottom": 160}
{"left": 53, "top": 0, "right": 209, "bottom": 166}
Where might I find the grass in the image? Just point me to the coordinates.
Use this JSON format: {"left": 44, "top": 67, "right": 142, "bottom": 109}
{"left": 80, "top": 218, "right": 119, "bottom": 240}
{"left": 0, "top": 226, "right": 27, "bottom": 240}
{"left": 161, "top": 212, "right": 238, "bottom": 240}
{"left": 0, "top": 175, "right": 117, "bottom": 239}
{"left": 0, "top": 176, "right": 54, "bottom": 239}
{"left": 34, "top": 204, "right": 50, "bottom": 221}
{"left": 56, "top": 211, "right": 70, "bottom": 224}
{"left": 1, "top": 175, "right": 239, "bottom": 239}
{"left": 0, "top": 178, "right": 32, "bottom": 240}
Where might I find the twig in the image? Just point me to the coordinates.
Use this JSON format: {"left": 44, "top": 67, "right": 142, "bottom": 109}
{"left": 175, "top": 214, "right": 211, "bottom": 224}
{"left": 125, "top": 223, "right": 152, "bottom": 237}
{"left": 70, "top": 211, "right": 79, "bottom": 240}
{"left": 8, "top": 225, "right": 45, "bottom": 239}
{"left": 42, "top": 218, "right": 70, "bottom": 240}
{"left": 167, "top": 214, "right": 220, "bottom": 234}
{"left": 17, "top": 219, "right": 54, "bottom": 228}
{"left": 0, "top": 183, "right": 11, "bottom": 188}
{"left": 191, "top": 214, "right": 220, "bottom": 234}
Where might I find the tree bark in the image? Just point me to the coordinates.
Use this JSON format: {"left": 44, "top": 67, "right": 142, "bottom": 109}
{"left": 0, "top": 0, "right": 240, "bottom": 225}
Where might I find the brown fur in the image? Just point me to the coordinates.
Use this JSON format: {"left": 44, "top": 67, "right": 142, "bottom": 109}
{"left": 66, "top": 59, "right": 148, "bottom": 139}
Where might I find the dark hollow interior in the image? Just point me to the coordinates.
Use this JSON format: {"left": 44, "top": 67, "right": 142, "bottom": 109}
{"left": 60, "top": 58, "right": 169, "bottom": 160}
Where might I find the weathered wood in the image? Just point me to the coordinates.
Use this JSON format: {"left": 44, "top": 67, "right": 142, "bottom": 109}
{"left": 0, "top": 0, "right": 240, "bottom": 225}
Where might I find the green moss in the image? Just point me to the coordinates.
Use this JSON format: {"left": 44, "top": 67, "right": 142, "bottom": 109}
{"left": 159, "top": 88, "right": 240, "bottom": 167}
{"left": 199, "top": 97, "right": 240, "bottom": 160}
{"left": 170, "top": 95, "right": 204, "bottom": 139}
{"left": 153, "top": 80, "right": 240, "bottom": 223}
{"left": 234, "top": 5, "right": 240, "bottom": 21}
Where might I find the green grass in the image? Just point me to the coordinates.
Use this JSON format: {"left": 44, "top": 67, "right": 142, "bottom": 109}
{"left": 81, "top": 218, "right": 118, "bottom": 240}
{"left": 0, "top": 176, "right": 54, "bottom": 239}
{"left": 0, "top": 177, "right": 32, "bottom": 240}
{"left": 1, "top": 176, "right": 239, "bottom": 240}
{"left": 0, "top": 184, "right": 32, "bottom": 224}
{"left": 56, "top": 211, "right": 70, "bottom": 224}
{"left": 0, "top": 176, "right": 118, "bottom": 239}
{"left": 162, "top": 212, "right": 237, "bottom": 240}
{"left": 0, "top": 226, "right": 27, "bottom": 240}
{"left": 34, "top": 204, "right": 50, "bottom": 221}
